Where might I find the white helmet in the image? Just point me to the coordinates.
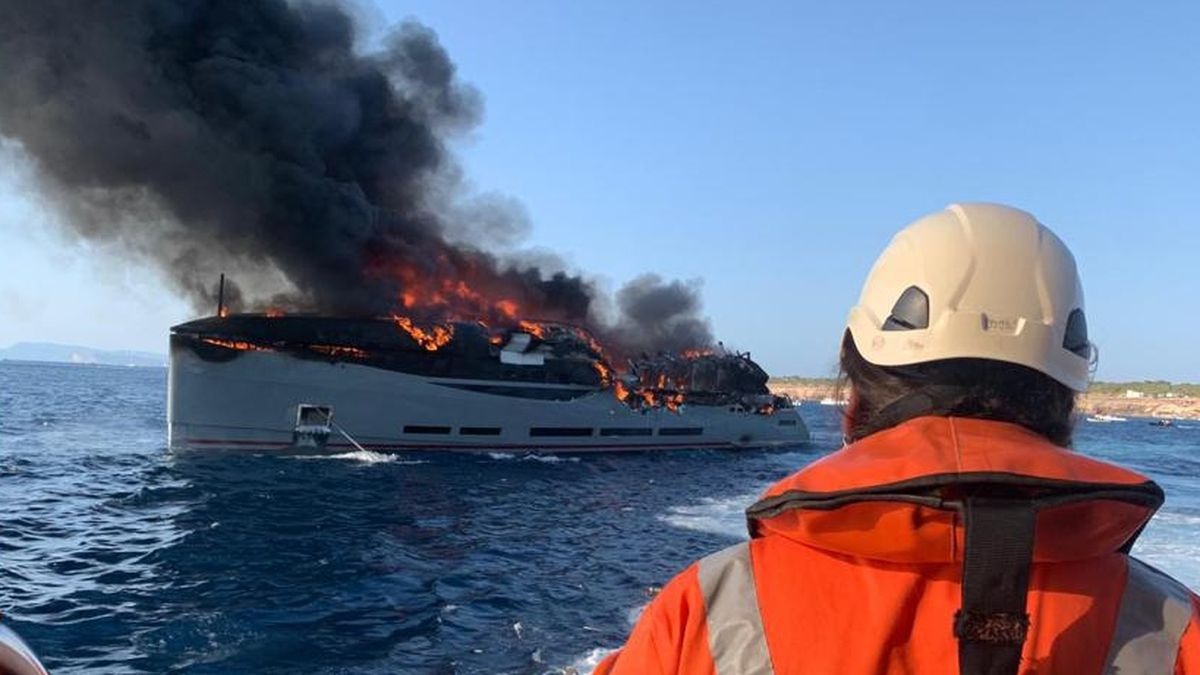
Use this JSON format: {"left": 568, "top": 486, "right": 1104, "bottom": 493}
{"left": 846, "top": 203, "right": 1093, "bottom": 392}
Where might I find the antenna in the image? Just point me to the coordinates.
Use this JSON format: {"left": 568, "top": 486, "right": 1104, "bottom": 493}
{"left": 217, "top": 273, "right": 226, "bottom": 318}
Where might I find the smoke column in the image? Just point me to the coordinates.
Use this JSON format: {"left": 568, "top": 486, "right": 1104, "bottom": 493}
{"left": 0, "top": 0, "right": 712, "bottom": 352}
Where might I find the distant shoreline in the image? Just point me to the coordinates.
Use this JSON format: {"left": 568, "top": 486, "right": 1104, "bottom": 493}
{"left": 770, "top": 378, "right": 1200, "bottom": 421}
{"left": 0, "top": 358, "right": 166, "bottom": 370}
{"left": 0, "top": 341, "right": 166, "bottom": 368}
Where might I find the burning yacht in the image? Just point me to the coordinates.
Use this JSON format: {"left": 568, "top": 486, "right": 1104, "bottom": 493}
{"left": 7, "top": 0, "right": 807, "bottom": 453}
{"left": 168, "top": 314, "right": 809, "bottom": 452}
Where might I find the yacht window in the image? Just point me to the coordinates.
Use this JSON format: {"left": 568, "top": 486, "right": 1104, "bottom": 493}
{"left": 529, "top": 427, "right": 593, "bottom": 437}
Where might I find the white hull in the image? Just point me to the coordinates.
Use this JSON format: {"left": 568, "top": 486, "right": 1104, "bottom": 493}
{"left": 168, "top": 344, "right": 809, "bottom": 453}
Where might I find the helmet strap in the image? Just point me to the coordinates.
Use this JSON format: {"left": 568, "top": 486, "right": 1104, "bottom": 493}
{"left": 870, "top": 385, "right": 970, "bottom": 431}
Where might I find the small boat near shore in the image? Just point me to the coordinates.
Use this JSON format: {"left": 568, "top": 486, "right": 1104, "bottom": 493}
{"left": 1085, "top": 414, "right": 1128, "bottom": 423}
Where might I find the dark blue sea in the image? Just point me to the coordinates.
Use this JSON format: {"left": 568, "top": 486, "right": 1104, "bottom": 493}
{"left": 1, "top": 361, "right": 1197, "bottom": 674}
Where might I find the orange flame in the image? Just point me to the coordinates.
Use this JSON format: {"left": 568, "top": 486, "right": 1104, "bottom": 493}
{"left": 496, "top": 299, "right": 519, "bottom": 319}
{"left": 391, "top": 315, "right": 454, "bottom": 351}
{"left": 573, "top": 329, "right": 607, "bottom": 358}
{"left": 373, "top": 254, "right": 531, "bottom": 326}
{"left": 593, "top": 359, "right": 612, "bottom": 386}
{"left": 201, "top": 338, "right": 268, "bottom": 351}
{"left": 665, "top": 393, "right": 685, "bottom": 412}
{"left": 518, "top": 320, "right": 549, "bottom": 339}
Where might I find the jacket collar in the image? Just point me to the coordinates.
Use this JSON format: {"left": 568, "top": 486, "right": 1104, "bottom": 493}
{"left": 747, "top": 417, "right": 1162, "bottom": 563}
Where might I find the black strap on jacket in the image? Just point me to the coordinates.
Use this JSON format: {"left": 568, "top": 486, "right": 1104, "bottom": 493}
{"left": 870, "top": 386, "right": 970, "bottom": 432}
{"left": 955, "top": 496, "right": 1037, "bottom": 675}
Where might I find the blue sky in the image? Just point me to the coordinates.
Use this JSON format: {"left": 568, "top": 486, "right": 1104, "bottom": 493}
{"left": 1, "top": 1, "right": 1198, "bottom": 380}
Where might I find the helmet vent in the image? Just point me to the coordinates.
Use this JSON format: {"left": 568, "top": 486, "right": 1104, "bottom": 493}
{"left": 1063, "top": 308, "right": 1090, "bottom": 358}
{"left": 882, "top": 286, "right": 929, "bottom": 331}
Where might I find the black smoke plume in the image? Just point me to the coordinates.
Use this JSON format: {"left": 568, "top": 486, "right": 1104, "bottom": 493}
{"left": 606, "top": 275, "right": 712, "bottom": 356}
{"left": 0, "top": 0, "right": 712, "bottom": 353}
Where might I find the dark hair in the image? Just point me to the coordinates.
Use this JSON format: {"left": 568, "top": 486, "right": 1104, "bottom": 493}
{"left": 838, "top": 331, "right": 1076, "bottom": 446}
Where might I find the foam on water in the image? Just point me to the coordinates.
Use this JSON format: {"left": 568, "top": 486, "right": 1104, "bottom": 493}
{"left": 563, "top": 647, "right": 615, "bottom": 674}
{"left": 487, "top": 451, "right": 580, "bottom": 463}
{"left": 1149, "top": 511, "right": 1200, "bottom": 527}
{"left": 562, "top": 603, "right": 646, "bottom": 674}
{"left": 297, "top": 449, "right": 427, "bottom": 464}
{"left": 331, "top": 450, "right": 426, "bottom": 464}
{"left": 659, "top": 492, "right": 756, "bottom": 539}
{"left": 1132, "top": 509, "right": 1200, "bottom": 590}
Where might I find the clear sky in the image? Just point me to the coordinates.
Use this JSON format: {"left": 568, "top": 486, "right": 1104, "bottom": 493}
{"left": 1, "top": 1, "right": 1198, "bottom": 381}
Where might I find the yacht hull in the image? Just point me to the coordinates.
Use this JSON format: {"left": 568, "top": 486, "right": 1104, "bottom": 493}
{"left": 168, "top": 343, "right": 809, "bottom": 453}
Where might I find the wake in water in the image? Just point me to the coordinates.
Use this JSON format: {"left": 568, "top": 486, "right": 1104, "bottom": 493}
{"left": 564, "top": 647, "right": 616, "bottom": 674}
{"left": 656, "top": 450, "right": 817, "bottom": 538}
{"left": 295, "top": 449, "right": 429, "bottom": 465}
{"left": 659, "top": 493, "right": 756, "bottom": 537}
{"left": 487, "top": 452, "right": 581, "bottom": 463}
{"left": 562, "top": 603, "right": 648, "bottom": 673}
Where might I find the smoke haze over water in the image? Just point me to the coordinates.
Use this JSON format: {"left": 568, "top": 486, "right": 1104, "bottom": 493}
{"left": 0, "top": 0, "right": 712, "bottom": 354}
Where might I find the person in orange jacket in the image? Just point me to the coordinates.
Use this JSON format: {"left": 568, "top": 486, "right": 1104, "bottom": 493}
{"left": 596, "top": 203, "right": 1200, "bottom": 675}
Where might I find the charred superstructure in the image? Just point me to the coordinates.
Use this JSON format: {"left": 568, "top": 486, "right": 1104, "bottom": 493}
{"left": 626, "top": 351, "right": 776, "bottom": 411}
{"left": 173, "top": 315, "right": 606, "bottom": 387}
{"left": 169, "top": 315, "right": 808, "bottom": 452}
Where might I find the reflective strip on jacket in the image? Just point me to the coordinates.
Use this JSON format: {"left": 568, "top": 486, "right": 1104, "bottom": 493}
{"left": 596, "top": 417, "right": 1200, "bottom": 674}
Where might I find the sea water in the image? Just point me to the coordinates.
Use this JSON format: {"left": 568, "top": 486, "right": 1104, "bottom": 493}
{"left": 0, "top": 361, "right": 1197, "bottom": 674}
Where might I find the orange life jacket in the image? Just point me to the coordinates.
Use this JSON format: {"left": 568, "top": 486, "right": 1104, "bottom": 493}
{"left": 596, "top": 416, "right": 1200, "bottom": 675}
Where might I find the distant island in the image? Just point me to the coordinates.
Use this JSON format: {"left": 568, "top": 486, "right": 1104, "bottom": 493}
{"left": 770, "top": 377, "right": 1200, "bottom": 421}
{"left": 0, "top": 342, "right": 166, "bottom": 368}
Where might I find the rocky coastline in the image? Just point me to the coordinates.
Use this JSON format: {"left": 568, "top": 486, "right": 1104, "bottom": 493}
{"left": 769, "top": 379, "right": 1200, "bottom": 422}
